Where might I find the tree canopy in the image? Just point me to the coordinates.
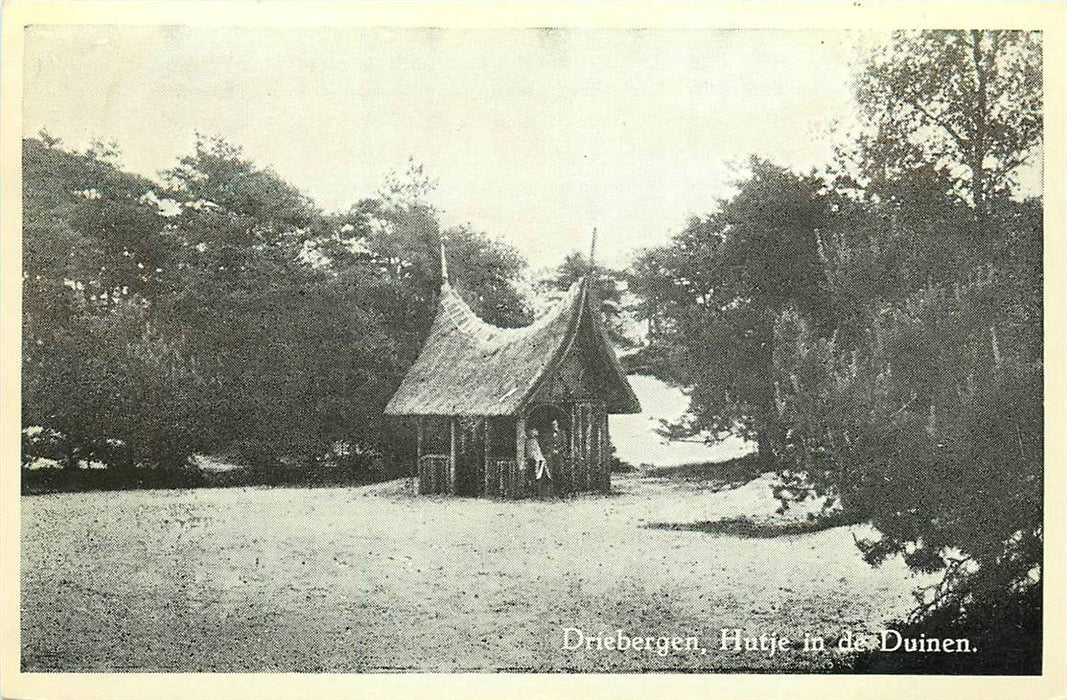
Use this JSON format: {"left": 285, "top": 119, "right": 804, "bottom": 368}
{"left": 630, "top": 158, "right": 830, "bottom": 465}
{"left": 22, "top": 134, "right": 531, "bottom": 475}
{"left": 626, "top": 29, "right": 1042, "bottom": 670}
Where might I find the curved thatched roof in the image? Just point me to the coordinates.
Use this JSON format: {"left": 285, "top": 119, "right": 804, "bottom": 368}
{"left": 384, "top": 276, "right": 640, "bottom": 417}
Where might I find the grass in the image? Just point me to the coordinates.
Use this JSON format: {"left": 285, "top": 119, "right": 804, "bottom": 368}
{"left": 20, "top": 458, "right": 398, "bottom": 495}
{"left": 640, "top": 456, "right": 861, "bottom": 537}
{"left": 645, "top": 511, "right": 862, "bottom": 538}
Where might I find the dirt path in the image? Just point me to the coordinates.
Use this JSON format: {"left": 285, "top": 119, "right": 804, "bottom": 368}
{"left": 21, "top": 472, "right": 930, "bottom": 672}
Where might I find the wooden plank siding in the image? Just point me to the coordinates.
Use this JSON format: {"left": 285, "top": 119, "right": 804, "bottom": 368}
{"left": 414, "top": 403, "right": 611, "bottom": 497}
{"left": 448, "top": 418, "right": 458, "bottom": 495}
{"left": 514, "top": 416, "right": 526, "bottom": 499}
{"left": 415, "top": 418, "right": 423, "bottom": 495}
{"left": 601, "top": 407, "right": 611, "bottom": 491}
{"left": 483, "top": 419, "right": 492, "bottom": 497}
{"left": 418, "top": 455, "right": 449, "bottom": 494}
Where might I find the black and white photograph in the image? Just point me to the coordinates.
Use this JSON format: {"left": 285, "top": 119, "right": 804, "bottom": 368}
{"left": 2, "top": 2, "right": 1063, "bottom": 697}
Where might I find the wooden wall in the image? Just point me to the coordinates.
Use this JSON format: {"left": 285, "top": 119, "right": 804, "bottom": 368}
{"left": 566, "top": 400, "right": 609, "bottom": 493}
{"left": 414, "top": 405, "right": 609, "bottom": 498}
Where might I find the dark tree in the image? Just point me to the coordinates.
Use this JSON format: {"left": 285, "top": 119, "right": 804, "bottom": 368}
{"left": 630, "top": 158, "right": 830, "bottom": 467}
{"left": 847, "top": 30, "right": 1042, "bottom": 221}
{"left": 22, "top": 135, "right": 206, "bottom": 472}
{"left": 766, "top": 31, "right": 1044, "bottom": 667}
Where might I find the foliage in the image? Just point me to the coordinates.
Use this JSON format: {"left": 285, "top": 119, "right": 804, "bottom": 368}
{"left": 843, "top": 580, "right": 1041, "bottom": 674}
{"left": 21, "top": 134, "right": 530, "bottom": 481}
{"left": 768, "top": 30, "right": 1044, "bottom": 660}
{"left": 22, "top": 135, "right": 204, "bottom": 472}
{"left": 773, "top": 274, "right": 1042, "bottom": 550}
{"left": 629, "top": 158, "right": 830, "bottom": 465}
{"left": 845, "top": 30, "right": 1042, "bottom": 212}
{"left": 626, "top": 30, "right": 1043, "bottom": 665}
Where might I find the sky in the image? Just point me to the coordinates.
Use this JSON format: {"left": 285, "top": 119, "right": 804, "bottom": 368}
{"left": 23, "top": 26, "right": 878, "bottom": 270}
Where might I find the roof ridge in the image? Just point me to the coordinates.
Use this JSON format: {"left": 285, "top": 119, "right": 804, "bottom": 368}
{"left": 436, "top": 279, "right": 582, "bottom": 350}
{"left": 384, "top": 275, "right": 639, "bottom": 417}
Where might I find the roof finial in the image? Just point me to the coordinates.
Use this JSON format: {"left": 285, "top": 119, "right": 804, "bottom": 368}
{"left": 589, "top": 226, "right": 598, "bottom": 273}
{"left": 440, "top": 236, "right": 449, "bottom": 285}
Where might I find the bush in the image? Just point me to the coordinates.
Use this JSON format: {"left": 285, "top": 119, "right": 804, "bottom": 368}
{"left": 22, "top": 464, "right": 204, "bottom": 495}
{"left": 773, "top": 274, "right": 1042, "bottom": 567}
{"left": 771, "top": 270, "right": 1042, "bottom": 673}
{"left": 842, "top": 580, "right": 1041, "bottom": 674}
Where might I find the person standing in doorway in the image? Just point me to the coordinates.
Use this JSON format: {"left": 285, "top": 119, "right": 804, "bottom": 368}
{"left": 526, "top": 427, "right": 552, "bottom": 497}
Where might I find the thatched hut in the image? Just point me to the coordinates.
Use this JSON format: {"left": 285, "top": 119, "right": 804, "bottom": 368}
{"left": 383, "top": 244, "right": 640, "bottom": 498}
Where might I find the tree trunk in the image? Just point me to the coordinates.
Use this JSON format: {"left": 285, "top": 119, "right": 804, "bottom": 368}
{"left": 755, "top": 310, "right": 778, "bottom": 471}
{"left": 63, "top": 440, "right": 79, "bottom": 470}
{"left": 970, "top": 29, "right": 992, "bottom": 231}
{"left": 757, "top": 427, "right": 776, "bottom": 471}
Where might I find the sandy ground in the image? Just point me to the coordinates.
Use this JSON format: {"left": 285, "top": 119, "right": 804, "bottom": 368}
{"left": 21, "top": 471, "right": 933, "bottom": 672}
{"left": 609, "top": 375, "right": 754, "bottom": 467}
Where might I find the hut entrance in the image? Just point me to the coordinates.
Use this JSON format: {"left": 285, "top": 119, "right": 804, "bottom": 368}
{"left": 525, "top": 400, "right": 608, "bottom": 494}
{"left": 525, "top": 404, "right": 570, "bottom": 496}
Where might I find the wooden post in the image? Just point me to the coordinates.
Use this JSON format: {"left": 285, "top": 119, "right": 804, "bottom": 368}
{"left": 571, "top": 403, "right": 579, "bottom": 491}
{"left": 483, "top": 418, "right": 492, "bottom": 497}
{"left": 588, "top": 405, "right": 596, "bottom": 491}
{"left": 585, "top": 403, "right": 592, "bottom": 490}
{"left": 449, "top": 417, "right": 458, "bottom": 495}
{"left": 576, "top": 403, "right": 586, "bottom": 490}
{"left": 585, "top": 403, "right": 591, "bottom": 490}
{"left": 415, "top": 417, "right": 424, "bottom": 495}
{"left": 514, "top": 415, "right": 526, "bottom": 499}
{"left": 602, "top": 407, "right": 610, "bottom": 492}
{"left": 591, "top": 403, "right": 599, "bottom": 491}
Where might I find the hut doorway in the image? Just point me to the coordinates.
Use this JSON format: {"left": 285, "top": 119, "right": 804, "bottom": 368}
{"left": 525, "top": 404, "right": 571, "bottom": 496}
